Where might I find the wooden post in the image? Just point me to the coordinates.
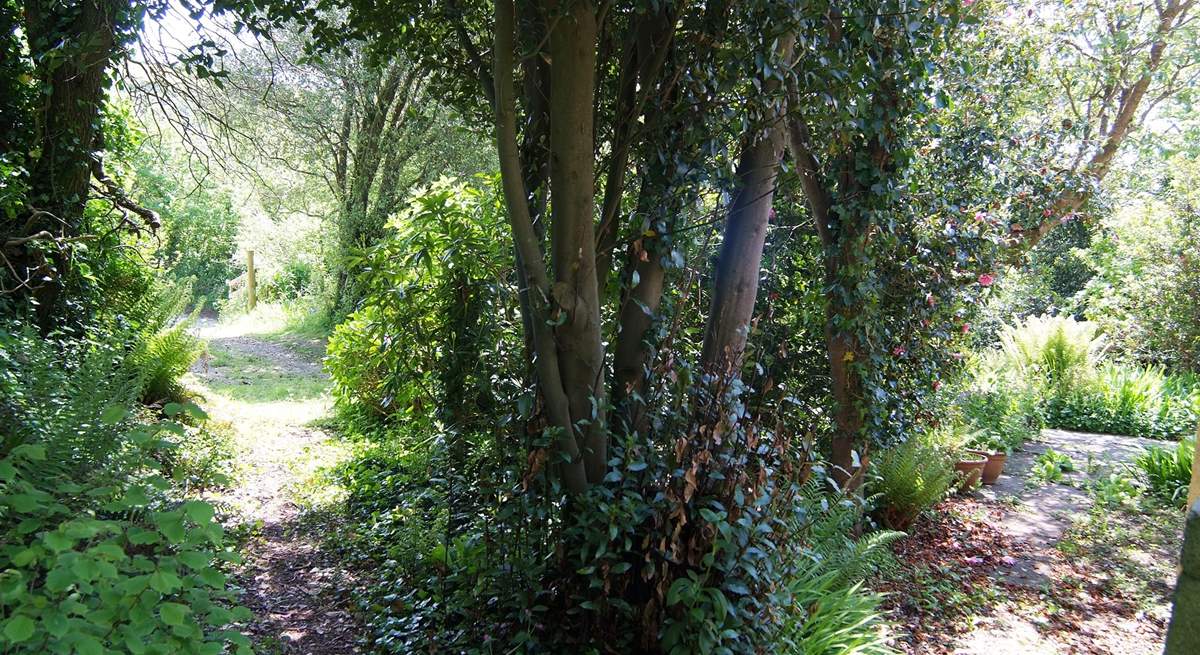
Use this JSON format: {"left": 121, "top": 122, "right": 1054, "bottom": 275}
{"left": 246, "top": 249, "right": 257, "bottom": 311}
{"left": 1187, "top": 422, "right": 1200, "bottom": 511}
{"left": 1165, "top": 500, "right": 1200, "bottom": 654}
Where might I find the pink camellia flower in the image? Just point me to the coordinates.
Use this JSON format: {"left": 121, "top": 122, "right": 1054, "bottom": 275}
{"left": 933, "top": 380, "right": 943, "bottom": 391}
{"left": 978, "top": 273, "right": 994, "bottom": 287}
{"left": 961, "top": 323, "right": 970, "bottom": 334}
{"left": 1043, "top": 208, "right": 1053, "bottom": 217}
{"left": 893, "top": 346, "right": 906, "bottom": 357}
{"left": 963, "top": 0, "right": 975, "bottom": 6}
{"left": 974, "top": 211, "right": 987, "bottom": 222}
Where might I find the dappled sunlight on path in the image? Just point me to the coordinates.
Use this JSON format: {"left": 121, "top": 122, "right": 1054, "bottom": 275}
{"left": 187, "top": 317, "right": 360, "bottom": 654}
{"left": 944, "top": 428, "right": 1182, "bottom": 655}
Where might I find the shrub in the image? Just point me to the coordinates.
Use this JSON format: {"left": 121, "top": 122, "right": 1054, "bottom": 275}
{"left": 260, "top": 260, "right": 316, "bottom": 303}
{"left": 1134, "top": 437, "right": 1194, "bottom": 505}
{"left": 997, "top": 314, "right": 1105, "bottom": 387}
{"left": 133, "top": 143, "right": 240, "bottom": 307}
{"left": 123, "top": 279, "right": 204, "bottom": 405}
{"left": 0, "top": 323, "right": 250, "bottom": 654}
{"left": 1089, "top": 471, "right": 1140, "bottom": 508}
{"left": 775, "top": 483, "right": 901, "bottom": 654}
{"left": 960, "top": 388, "right": 1044, "bottom": 454}
{"left": 869, "top": 437, "right": 956, "bottom": 530}
{"left": 1045, "top": 363, "right": 1198, "bottom": 440}
{"left": 326, "top": 178, "right": 515, "bottom": 432}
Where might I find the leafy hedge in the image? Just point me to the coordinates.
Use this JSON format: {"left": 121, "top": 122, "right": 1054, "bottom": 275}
{"left": 1045, "top": 365, "right": 1199, "bottom": 440}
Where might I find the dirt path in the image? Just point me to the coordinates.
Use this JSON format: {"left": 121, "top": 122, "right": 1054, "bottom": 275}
{"left": 950, "top": 428, "right": 1183, "bottom": 655}
{"left": 188, "top": 319, "right": 361, "bottom": 655}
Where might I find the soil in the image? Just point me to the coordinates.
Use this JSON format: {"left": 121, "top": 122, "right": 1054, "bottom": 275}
{"left": 189, "top": 321, "right": 361, "bottom": 655}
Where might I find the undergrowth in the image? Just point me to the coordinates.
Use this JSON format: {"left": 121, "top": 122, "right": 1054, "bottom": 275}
{"left": 0, "top": 318, "right": 250, "bottom": 653}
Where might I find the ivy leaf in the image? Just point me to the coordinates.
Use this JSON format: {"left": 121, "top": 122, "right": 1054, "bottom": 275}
{"left": 196, "top": 568, "right": 225, "bottom": 588}
{"left": 43, "top": 531, "right": 75, "bottom": 552}
{"left": 127, "top": 527, "right": 160, "bottom": 545}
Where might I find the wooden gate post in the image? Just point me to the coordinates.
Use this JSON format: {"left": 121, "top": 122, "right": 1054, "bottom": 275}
{"left": 247, "top": 249, "right": 257, "bottom": 310}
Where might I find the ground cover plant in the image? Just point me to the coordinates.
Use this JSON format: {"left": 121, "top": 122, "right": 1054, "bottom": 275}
{"left": 2, "top": 0, "right": 1199, "bottom": 652}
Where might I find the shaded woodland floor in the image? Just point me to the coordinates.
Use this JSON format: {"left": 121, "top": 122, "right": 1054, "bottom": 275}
{"left": 882, "top": 429, "right": 1184, "bottom": 655}
{"left": 183, "top": 319, "right": 1183, "bottom": 655}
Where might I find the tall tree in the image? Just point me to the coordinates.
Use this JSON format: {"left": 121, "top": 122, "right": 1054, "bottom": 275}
{"left": 2, "top": 0, "right": 161, "bottom": 327}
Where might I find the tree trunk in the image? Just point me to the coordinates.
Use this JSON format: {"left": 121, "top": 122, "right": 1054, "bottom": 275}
{"left": 547, "top": 0, "right": 608, "bottom": 485}
{"left": 21, "top": 0, "right": 121, "bottom": 327}
{"left": 826, "top": 324, "right": 865, "bottom": 488}
{"left": 493, "top": 0, "right": 587, "bottom": 493}
{"left": 699, "top": 120, "right": 789, "bottom": 376}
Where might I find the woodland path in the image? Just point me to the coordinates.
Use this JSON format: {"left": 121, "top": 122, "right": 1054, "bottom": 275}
{"left": 187, "top": 317, "right": 362, "bottom": 655}
{"left": 950, "top": 428, "right": 1184, "bottom": 655}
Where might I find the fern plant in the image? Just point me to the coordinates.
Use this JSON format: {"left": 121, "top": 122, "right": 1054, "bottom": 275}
{"left": 869, "top": 437, "right": 956, "bottom": 530}
{"left": 125, "top": 280, "right": 203, "bottom": 404}
{"left": 997, "top": 314, "right": 1105, "bottom": 388}
{"left": 1134, "top": 437, "right": 1194, "bottom": 505}
{"left": 777, "top": 478, "right": 902, "bottom": 654}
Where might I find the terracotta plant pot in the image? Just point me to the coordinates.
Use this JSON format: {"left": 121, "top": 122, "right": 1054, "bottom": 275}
{"left": 981, "top": 452, "right": 1007, "bottom": 485}
{"left": 954, "top": 450, "right": 989, "bottom": 491}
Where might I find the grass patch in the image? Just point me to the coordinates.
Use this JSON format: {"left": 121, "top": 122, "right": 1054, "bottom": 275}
{"left": 216, "top": 301, "right": 333, "bottom": 341}
{"left": 199, "top": 346, "right": 328, "bottom": 403}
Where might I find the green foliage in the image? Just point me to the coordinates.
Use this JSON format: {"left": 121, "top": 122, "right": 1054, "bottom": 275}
{"left": 1079, "top": 154, "right": 1200, "bottom": 372}
{"left": 125, "top": 282, "right": 204, "bottom": 405}
{"left": 774, "top": 484, "right": 902, "bottom": 655}
{"left": 997, "top": 314, "right": 1105, "bottom": 386}
{"left": 259, "top": 260, "right": 316, "bottom": 303}
{"left": 869, "top": 437, "right": 956, "bottom": 530}
{"left": 0, "top": 323, "right": 249, "bottom": 654}
{"left": 1045, "top": 363, "right": 1199, "bottom": 440}
{"left": 976, "top": 315, "right": 1198, "bottom": 439}
{"left": 1088, "top": 471, "right": 1140, "bottom": 509}
{"left": 132, "top": 143, "right": 241, "bottom": 307}
{"left": 154, "top": 419, "right": 239, "bottom": 493}
{"left": 1134, "top": 438, "right": 1194, "bottom": 506}
{"left": 327, "top": 177, "right": 514, "bottom": 429}
{"left": 1030, "top": 448, "right": 1075, "bottom": 484}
